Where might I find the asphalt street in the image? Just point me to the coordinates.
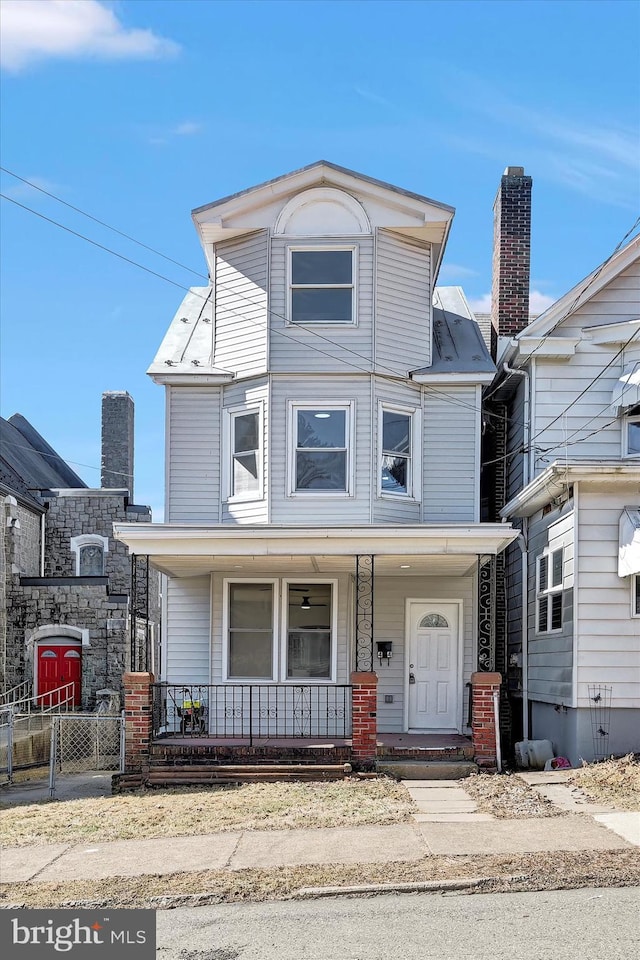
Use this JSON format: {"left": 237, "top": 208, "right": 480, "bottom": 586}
{"left": 155, "top": 886, "right": 640, "bottom": 960}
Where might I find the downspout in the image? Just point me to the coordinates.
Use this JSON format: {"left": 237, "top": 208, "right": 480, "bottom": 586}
{"left": 40, "top": 511, "right": 46, "bottom": 577}
{"left": 517, "top": 529, "right": 529, "bottom": 740}
{"left": 502, "top": 362, "right": 530, "bottom": 740}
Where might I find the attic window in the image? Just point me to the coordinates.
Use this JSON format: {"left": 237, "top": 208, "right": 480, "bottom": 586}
{"left": 289, "top": 248, "right": 354, "bottom": 324}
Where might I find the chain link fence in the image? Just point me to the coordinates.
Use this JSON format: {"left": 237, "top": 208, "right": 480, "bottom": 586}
{"left": 49, "top": 714, "right": 124, "bottom": 798}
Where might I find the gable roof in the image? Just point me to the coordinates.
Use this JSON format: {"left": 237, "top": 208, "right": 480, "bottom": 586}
{"left": 192, "top": 160, "right": 455, "bottom": 218}
{"left": 191, "top": 161, "right": 456, "bottom": 278}
{"left": 0, "top": 414, "right": 87, "bottom": 493}
{"left": 516, "top": 233, "right": 640, "bottom": 340}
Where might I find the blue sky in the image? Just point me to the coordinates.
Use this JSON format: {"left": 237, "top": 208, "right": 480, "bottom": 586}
{"left": 1, "top": 0, "right": 639, "bottom": 519}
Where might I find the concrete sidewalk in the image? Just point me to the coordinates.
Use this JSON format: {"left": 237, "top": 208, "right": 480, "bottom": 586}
{"left": 1, "top": 772, "right": 638, "bottom": 886}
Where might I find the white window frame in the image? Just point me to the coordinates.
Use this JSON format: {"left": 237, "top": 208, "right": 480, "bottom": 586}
{"left": 535, "top": 548, "right": 564, "bottom": 635}
{"left": 222, "top": 578, "right": 279, "bottom": 683}
{"left": 624, "top": 415, "right": 640, "bottom": 458}
{"left": 221, "top": 578, "right": 338, "bottom": 683}
{"left": 280, "top": 578, "right": 338, "bottom": 683}
{"left": 377, "top": 401, "right": 421, "bottom": 500}
{"left": 287, "top": 245, "right": 357, "bottom": 326}
{"left": 631, "top": 575, "right": 640, "bottom": 617}
{"left": 69, "top": 534, "right": 108, "bottom": 576}
{"left": 222, "top": 402, "right": 264, "bottom": 503}
{"left": 287, "top": 401, "right": 355, "bottom": 497}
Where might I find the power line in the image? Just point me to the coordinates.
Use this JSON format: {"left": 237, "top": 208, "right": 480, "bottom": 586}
{"left": 0, "top": 188, "right": 490, "bottom": 420}
{"left": 0, "top": 166, "right": 208, "bottom": 281}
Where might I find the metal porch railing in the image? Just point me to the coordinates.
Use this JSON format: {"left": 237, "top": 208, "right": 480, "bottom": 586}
{"left": 152, "top": 683, "right": 352, "bottom": 744}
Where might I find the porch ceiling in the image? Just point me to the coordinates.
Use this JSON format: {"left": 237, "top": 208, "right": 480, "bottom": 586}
{"left": 113, "top": 522, "right": 518, "bottom": 580}
{"left": 147, "top": 553, "right": 480, "bottom": 579}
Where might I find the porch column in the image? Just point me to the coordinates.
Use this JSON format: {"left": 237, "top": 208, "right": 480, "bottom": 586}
{"left": 350, "top": 671, "right": 378, "bottom": 767}
{"left": 355, "top": 555, "right": 374, "bottom": 671}
{"left": 124, "top": 671, "right": 154, "bottom": 774}
{"left": 470, "top": 671, "right": 501, "bottom": 769}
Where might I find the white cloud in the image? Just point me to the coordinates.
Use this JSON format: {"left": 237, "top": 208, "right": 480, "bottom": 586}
{"left": 146, "top": 120, "right": 204, "bottom": 146}
{"left": 468, "top": 290, "right": 556, "bottom": 317}
{"left": 1, "top": 172, "right": 62, "bottom": 199}
{"left": 0, "top": 0, "right": 179, "bottom": 72}
{"left": 438, "top": 262, "right": 479, "bottom": 281}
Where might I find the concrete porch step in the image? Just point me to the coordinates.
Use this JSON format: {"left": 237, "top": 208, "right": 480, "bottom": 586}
{"left": 376, "top": 759, "right": 477, "bottom": 780}
{"left": 146, "top": 762, "right": 353, "bottom": 787}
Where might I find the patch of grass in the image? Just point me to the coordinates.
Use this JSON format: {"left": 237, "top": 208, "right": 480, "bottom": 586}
{"left": 569, "top": 755, "right": 640, "bottom": 811}
{"left": 461, "top": 773, "right": 562, "bottom": 819}
{"left": 0, "top": 779, "right": 414, "bottom": 847}
{"left": 2, "top": 850, "right": 639, "bottom": 910}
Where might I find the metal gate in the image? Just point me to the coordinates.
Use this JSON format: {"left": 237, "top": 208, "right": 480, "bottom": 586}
{"left": 49, "top": 713, "right": 124, "bottom": 798}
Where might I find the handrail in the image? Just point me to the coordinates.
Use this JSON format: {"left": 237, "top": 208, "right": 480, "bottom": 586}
{"left": 0, "top": 680, "right": 33, "bottom": 708}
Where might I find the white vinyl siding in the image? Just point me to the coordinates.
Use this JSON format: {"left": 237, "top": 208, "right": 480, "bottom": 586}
{"left": 423, "top": 386, "right": 478, "bottom": 521}
{"left": 167, "top": 386, "right": 221, "bottom": 522}
{"left": 163, "top": 577, "right": 211, "bottom": 684}
{"left": 214, "top": 231, "right": 268, "bottom": 377}
{"left": 374, "top": 575, "right": 475, "bottom": 733}
{"left": 527, "top": 505, "right": 574, "bottom": 704}
{"left": 531, "top": 259, "right": 640, "bottom": 473}
{"left": 576, "top": 482, "right": 640, "bottom": 708}
{"left": 375, "top": 229, "right": 431, "bottom": 375}
{"left": 270, "top": 376, "right": 371, "bottom": 523}
{"left": 221, "top": 379, "right": 269, "bottom": 525}
{"left": 269, "top": 236, "right": 374, "bottom": 373}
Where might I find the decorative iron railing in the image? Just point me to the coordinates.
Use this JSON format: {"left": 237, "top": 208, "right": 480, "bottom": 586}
{"left": 151, "top": 683, "right": 352, "bottom": 744}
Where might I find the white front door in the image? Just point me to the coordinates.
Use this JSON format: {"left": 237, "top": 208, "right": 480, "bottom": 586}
{"left": 407, "top": 601, "right": 460, "bottom": 731}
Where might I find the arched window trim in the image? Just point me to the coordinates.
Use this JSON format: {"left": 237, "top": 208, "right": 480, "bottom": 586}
{"left": 70, "top": 534, "right": 108, "bottom": 576}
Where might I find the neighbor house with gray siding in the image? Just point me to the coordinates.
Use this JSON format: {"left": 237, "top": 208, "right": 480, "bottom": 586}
{"left": 116, "top": 162, "right": 517, "bottom": 771}
{"left": 490, "top": 232, "right": 640, "bottom": 764}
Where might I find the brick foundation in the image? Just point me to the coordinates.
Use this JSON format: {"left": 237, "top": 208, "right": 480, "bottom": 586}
{"left": 350, "top": 671, "right": 378, "bottom": 766}
{"left": 124, "top": 671, "right": 154, "bottom": 773}
{"left": 471, "top": 672, "right": 501, "bottom": 769}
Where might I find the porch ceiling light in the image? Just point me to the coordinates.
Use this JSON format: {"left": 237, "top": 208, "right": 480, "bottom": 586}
{"left": 400, "top": 564, "right": 411, "bottom": 569}
{"left": 300, "top": 596, "right": 312, "bottom": 610}
{"left": 314, "top": 412, "right": 331, "bottom": 418}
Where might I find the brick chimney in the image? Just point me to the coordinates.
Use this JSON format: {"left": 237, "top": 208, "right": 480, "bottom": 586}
{"left": 101, "top": 391, "right": 134, "bottom": 498}
{"left": 491, "top": 166, "right": 532, "bottom": 352}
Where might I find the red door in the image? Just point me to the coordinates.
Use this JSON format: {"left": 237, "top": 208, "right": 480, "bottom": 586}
{"left": 37, "top": 644, "right": 82, "bottom": 707}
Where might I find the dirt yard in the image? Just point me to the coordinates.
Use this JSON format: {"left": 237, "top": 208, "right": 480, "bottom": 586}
{"left": 569, "top": 755, "right": 640, "bottom": 811}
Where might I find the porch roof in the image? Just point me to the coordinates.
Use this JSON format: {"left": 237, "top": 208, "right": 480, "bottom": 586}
{"left": 113, "top": 522, "right": 518, "bottom": 578}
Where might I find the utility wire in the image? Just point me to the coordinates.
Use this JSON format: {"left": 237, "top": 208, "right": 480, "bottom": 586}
{"left": 0, "top": 189, "right": 493, "bottom": 420}
{"left": 0, "top": 166, "right": 208, "bottom": 280}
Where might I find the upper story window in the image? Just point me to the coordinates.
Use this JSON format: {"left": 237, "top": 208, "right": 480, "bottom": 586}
{"left": 379, "top": 403, "right": 420, "bottom": 499}
{"left": 289, "top": 248, "right": 355, "bottom": 324}
{"left": 224, "top": 405, "right": 263, "bottom": 501}
{"left": 289, "top": 403, "right": 354, "bottom": 496}
{"left": 70, "top": 535, "right": 108, "bottom": 577}
{"left": 625, "top": 414, "right": 640, "bottom": 457}
{"left": 632, "top": 575, "right": 640, "bottom": 617}
{"left": 536, "top": 548, "right": 563, "bottom": 634}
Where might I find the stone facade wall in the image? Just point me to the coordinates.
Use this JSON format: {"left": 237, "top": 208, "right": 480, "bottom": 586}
{"left": 7, "top": 584, "right": 128, "bottom": 707}
{"left": 1, "top": 498, "right": 43, "bottom": 689}
{"left": 4, "top": 490, "right": 159, "bottom": 705}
